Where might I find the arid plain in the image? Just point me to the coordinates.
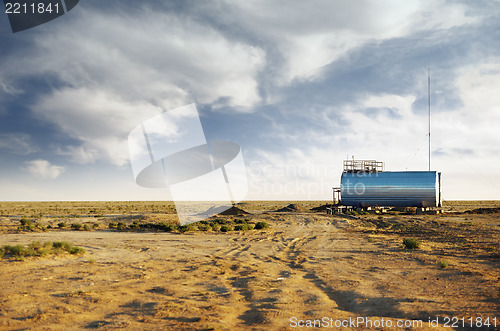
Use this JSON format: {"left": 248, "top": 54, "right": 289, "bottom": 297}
{"left": 0, "top": 201, "right": 498, "bottom": 330}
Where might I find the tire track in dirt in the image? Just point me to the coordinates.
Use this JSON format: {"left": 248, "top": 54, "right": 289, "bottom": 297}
{"left": 258, "top": 215, "right": 409, "bottom": 319}
{"left": 205, "top": 215, "right": 348, "bottom": 326}
{"left": 2, "top": 206, "right": 498, "bottom": 330}
{"left": 273, "top": 216, "right": 440, "bottom": 321}
{"left": 196, "top": 225, "right": 295, "bottom": 326}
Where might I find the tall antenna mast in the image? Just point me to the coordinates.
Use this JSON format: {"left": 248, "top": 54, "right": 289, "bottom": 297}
{"left": 428, "top": 68, "right": 431, "bottom": 171}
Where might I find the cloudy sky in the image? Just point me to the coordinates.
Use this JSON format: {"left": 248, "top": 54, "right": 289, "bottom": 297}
{"left": 0, "top": 0, "right": 499, "bottom": 201}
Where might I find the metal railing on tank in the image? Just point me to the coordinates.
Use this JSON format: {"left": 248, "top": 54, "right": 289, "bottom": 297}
{"left": 343, "top": 160, "right": 384, "bottom": 173}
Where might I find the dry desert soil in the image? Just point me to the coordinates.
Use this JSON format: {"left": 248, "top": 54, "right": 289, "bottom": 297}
{"left": 0, "top": 201, "right": 499, "bottom": 330}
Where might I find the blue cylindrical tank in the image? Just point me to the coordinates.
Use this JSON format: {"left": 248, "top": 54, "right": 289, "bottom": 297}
{"left": 340, "top": 171, "right": 441, "bottom": 208}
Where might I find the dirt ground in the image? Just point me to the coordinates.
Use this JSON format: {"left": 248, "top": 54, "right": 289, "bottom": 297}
{"left": 0, "top": 201, "right": 498, "bottom": 330}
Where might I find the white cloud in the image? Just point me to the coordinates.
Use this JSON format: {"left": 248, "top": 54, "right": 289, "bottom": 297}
{"left": 0, "top": 5, "right": 266, "bottom": 166}
{"left": 0, "top": 79, "right": 23, "bottom": 96}
{"left": 280, "top": 32, "right": 365, "bottom": 83}
{"left": 34, "top": 87, "right": 164, "bottom": 166}
{"left": 320, "top": 93, "right": 428, "bottom": 171}
{"left": 0, "top": 133, "right": 38, "bottom": 155}
{"left": 2, "top": 6, "right": 264, "bottom": 110}
{"left": 220, "top": 0, "right": 419, "bottom": 83}
{"left": 251, "top": 60, "right": 500, "bottom": 200}
{"left": 55, "top": 145, "right": 100, "bottom": 165}
{"left": 432, "top": 59, "right": 500, "bottom": 191}
{"left": 431, "top": 60, "right": 500, "bottom": 159}
{"left": 412, "top": 1, "right": 480, "bottom": 31}
{"left": 214, "top": 0, "right": 478, "bottom": 84}
{"left": 1, "top": 0, "right": 497, "bottom": 201}
{"left": 246, "top": 93, "right": 432, "bottom": 199}
{"left": 24, "top": 159, "right": 65, "bottom": 179}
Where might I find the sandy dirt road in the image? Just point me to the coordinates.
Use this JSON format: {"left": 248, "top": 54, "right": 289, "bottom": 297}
{"left": 0, "top": 210, "right": 498, "bottom": 330}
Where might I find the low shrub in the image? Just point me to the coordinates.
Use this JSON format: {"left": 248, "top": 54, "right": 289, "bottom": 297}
{"left": 38, "top": 248, "right": 50, "bottom": 256}
{"left": 220, "top": 225, "right": 233, "bottom": 232}
{"left": 134, "top": 222, "right": 177, "bottom": 232}
{"left": 52, "top": 241, "right": 85, "bottom": 255}
{"left": 403, "top": 238, "right": 421, "bottom": 249}
{"left": 179, "top": 224, "right": 197, "bottom": 232}
{"left": 68, "top": 246, "right": 85, "bottom": 255}
{"left": 53, "top": 241, "right": 71, "bottom": 250}
{"left": 439, "top": 261, "right": 449, "bottom": 268}
{"left": 156, "top": 222, "right": 176, "bottom": 232}
{"left": 116, "top": 222, "right": 127, "bottom": 230}
{"left": 254, "top": 221, "right": 269, "bottom": 230}
{"left": 18, "top": 218, "right": 35, "bottom": 231}
{"left": 71, "top": 223, "right": 82, "bottom": 231}
{"left": 20, "top": 218, "right": 33, "bottom": 227}
{"left": 234, "top": 224, "right": 253, "bottom": 231}
{"left": 104, "top": 217, "right": 270, "bottom": 234}
{"left": 28, "top": 241, "right": 42, "bottom": 250}
{"left": 57, "top": 222, "right": 67, "bottom": 228}
{"left": 129, "top": 220, "right": 141, "bottom": 229}
{"left": 1, "top": 241, "right": 85, "bottom": 259}
{"left": 4, "top": 244, "right": 25, "bottom": 256}
{"left": 197, "top": 224, "right": 210, "bottom": 231}
{"left": 214, "top": 219, "right": 227, "bottom": 225}
{"left": 83, "top": 224, "right": 91, "bottom": 231}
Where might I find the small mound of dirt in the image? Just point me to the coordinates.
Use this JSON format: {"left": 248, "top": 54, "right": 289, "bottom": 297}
{"left": 199, "top": 205, "right": 231, "bottom": 216}
{"left": 198, "top": 205, "right": 250, "bottom": 216}
{"left": 275, "top": 204, "right": 307, "bottom": 213}
{"left": 219, "top": 206, "right": 250, "bottom": 216}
